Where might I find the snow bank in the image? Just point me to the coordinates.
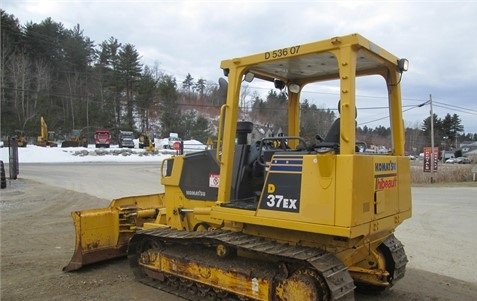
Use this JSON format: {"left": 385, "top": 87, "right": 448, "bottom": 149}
{"left": 0, "top": 140, "right": 207, "bottom": 163}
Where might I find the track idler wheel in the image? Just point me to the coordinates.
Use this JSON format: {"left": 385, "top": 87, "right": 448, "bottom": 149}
{"left": 128, "top": 236, "right": 163, "bottom": 279}
{"left": 274, "top": 267, "right": 330, "bottom": 301}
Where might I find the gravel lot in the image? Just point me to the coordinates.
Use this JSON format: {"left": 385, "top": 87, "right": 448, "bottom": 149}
{"left": 1, "top": 163, "right": 476, "bottom": 301}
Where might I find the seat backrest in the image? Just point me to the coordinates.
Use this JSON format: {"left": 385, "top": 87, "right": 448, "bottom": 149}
{"left": 323, "top": 118, "right": 340, "bottom": 144}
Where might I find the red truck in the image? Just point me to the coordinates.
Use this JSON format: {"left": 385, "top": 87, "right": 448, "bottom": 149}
{"left": 94, "top": 129, "right": 111, "bottom": 148}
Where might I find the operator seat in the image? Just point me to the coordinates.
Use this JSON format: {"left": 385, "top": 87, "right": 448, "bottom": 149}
{"left": 323, "top": 118, "right": 340, "bottom": 144}
{"left": 314, "top": 100, "right": 342, "bottom": 148}
{"left": 314, "top": 101, "right": 358, "bottom": 151}
{"left": 310, "top": 118, "right": 340, "bottom": 152}
{"left": 325, "top": 99, "right": 359, "bottom": 144}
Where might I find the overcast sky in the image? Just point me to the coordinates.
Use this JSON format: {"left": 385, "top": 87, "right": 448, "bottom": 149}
{"left": 3, "top": 0, "right": 477, "bottom": 134}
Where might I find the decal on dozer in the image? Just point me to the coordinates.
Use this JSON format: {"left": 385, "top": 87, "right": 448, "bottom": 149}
{"left": 259, "top": 173, "right": 301, "bottom": 212}
{"left": 374, "top": 158, "right": 398, "bottom": 190}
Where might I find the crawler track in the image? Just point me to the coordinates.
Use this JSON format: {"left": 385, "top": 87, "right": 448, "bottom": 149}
{"left": 380, "top": 234, "right": 408, "bottom": 285}
{"left": 128, "top": 228, "right": 356, "bottom": 301}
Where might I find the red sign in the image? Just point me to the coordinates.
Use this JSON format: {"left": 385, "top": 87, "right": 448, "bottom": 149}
{"left": 423, "top": 147, "right": 438, "bottom": 172}
{"left": 209, "top": 173, "right": 220, "bottom": 188}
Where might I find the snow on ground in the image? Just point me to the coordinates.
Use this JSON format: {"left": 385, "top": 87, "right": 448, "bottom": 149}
{"left": 0, "top": 139, "right": 207, "bottom": 163}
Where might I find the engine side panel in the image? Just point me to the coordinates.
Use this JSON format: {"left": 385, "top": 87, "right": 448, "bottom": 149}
{"left": 178, "top": 150, "right": 220, "bottom": 201}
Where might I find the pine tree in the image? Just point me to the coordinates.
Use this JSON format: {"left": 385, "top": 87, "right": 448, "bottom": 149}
{"left": 118, "top": 43, "right": 142, "bottom": 130}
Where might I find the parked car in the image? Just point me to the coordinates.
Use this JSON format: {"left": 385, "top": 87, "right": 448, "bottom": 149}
{"left": 164, "top": 133, "right": 182, "bottom": 150}
{"left": 455, "top": 157, "right": 471, "bottom": 164}
{"left": 445, "top": 157, "right": 456, "bottom": 164}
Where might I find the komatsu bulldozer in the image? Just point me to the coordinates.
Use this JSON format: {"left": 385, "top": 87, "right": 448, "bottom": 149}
{"left": 64, "top": 33, "right": 411, "bottom": 301}
{"left": 61, "top": 129, "right": 88, "bottom": 148}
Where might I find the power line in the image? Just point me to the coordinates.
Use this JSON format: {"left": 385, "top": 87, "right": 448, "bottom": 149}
{"left": 358, "top": 105, "right": 422, "bottom": 126}
{"left": 432, "top": 102, "right": 477, "bottom": 115}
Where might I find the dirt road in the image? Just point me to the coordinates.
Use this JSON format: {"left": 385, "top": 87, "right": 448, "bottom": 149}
{"left": 1, "top": 163, "right": 476, "bottom": 301}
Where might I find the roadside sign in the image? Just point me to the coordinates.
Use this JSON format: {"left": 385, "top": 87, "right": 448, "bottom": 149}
{"left": 423, "top": 147, "right": 439, "bottom": 172}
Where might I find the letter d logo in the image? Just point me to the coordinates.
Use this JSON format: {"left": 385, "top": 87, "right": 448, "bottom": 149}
{"left": 268, "top": 184, "right": 275, "bottom": 193}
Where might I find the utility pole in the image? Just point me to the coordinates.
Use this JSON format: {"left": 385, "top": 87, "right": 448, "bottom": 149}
{"left": 419, "top": 95, "right": 436, "bottom": 182}
{"left": 429, "top": 94, "right": 435, "bottom": 183}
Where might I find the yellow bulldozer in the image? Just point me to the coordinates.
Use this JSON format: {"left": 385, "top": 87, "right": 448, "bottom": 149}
{"left": 61, "top": 129, "right": 88, "bottom": 148}
{"left": 138, "top": 132, "right": 155, "bottom": 152}
{"left": 64, "top": 34, "right": 412, "bottom": 301}
{"left": 2, "top": 130, "right": 28, "bottom": 147}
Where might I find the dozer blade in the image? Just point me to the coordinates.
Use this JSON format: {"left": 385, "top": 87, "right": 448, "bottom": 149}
{"left": 63, "top": 193, "right": 164, "bottom": 272}
{"left": 61, "top": 141, "right": 80, "bottom": 147}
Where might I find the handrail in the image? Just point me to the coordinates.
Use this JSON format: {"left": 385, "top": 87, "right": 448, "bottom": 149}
{"left": 257, "top": 136, "right": 308, "bottom": 167}
{"left": 216, "top": 104, "right": 227, "bottom": 161}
